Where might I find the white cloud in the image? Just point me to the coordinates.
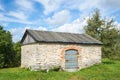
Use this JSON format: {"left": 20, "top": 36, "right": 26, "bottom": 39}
{"left": 0, "top": 13, "right": 4, "bottom": 18}
{"left": 79, "top": 0, "right": 98, "bottom": 11}
{"left": 0, "top": 23, "right": 9, "bottom": 27}
{"left": 0, "top": 0, "right": 36, "bottom": 25}
{"left": 1, "top": 0, "right": 120, "bottom": 42}
{"left": 61, "top": 0, "right": 81, "bottom": 10}
{"left": 52, "top": 18, "right": 87, "bottom": 33}
{"left": 0, "top": 5, "right": 4, "bottom": 11}
{"left": 15, "top": 0, "right": 34, "bottom": 11}
{"left": 35, "top": 0, "right": 97, "bottom": 15}
{"left": 35, "top": 0, "right": 63, "bottom": 15}
{"left": 114, "top": 22, "right": 120, "bottom": 30}
{"left": 89, "top": 0, "right": 120, "bottom": 17}
{"left": 8, "top": 11, "right": 27, "bottom": 20}
{"left": 0, "top": 13, "right": 33, "bottom": 24}
{"left": 99, "top": 0, "right": 120, "bottom": 10}
{"left": 9, "top": 26, "right": 47, "bottom": 42}
{"left": 61, "top": 0, "right": 120, "bottom": 18}
{"left": 9, "top": 27, "right": 26, "bottom": 35}
{"left": 38, "top": 26, "right": 47, "bottom": 31}
{"left": 9, "top": 27, "right": 27, "bottom": 42}
{"left": 46, "top": 10, "right": 71, "bottom": 26}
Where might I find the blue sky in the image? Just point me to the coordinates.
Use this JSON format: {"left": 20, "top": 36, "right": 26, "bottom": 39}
{"left": 0, "top": 0, "right": 120, "bottom": 42}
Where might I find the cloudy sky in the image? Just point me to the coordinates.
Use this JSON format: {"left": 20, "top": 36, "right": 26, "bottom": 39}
{"left": 0, "top": 0, "right": 120, "bottom": 42}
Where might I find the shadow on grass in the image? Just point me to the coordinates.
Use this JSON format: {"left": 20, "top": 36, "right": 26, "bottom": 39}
{"left": 103, "top": 61, "right": 115, "bottom": 64}
{"left": 102, "top": 60, "right": 115, "bottom": 64}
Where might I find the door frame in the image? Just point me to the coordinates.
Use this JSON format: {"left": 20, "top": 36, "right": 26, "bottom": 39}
{"left": 61, "top": 45, "right": 82, "bottom": 71}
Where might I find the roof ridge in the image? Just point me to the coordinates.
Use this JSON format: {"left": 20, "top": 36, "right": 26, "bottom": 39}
{"left": 26, "top": 29, "right": 84, "bottom": 35}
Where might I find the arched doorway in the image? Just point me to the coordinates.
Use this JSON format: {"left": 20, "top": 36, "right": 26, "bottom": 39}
{"left": 65, "top": 49, "right": 78, "bottom": 69}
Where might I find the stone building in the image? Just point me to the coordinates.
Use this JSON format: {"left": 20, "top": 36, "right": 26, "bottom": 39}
{"left": 21, "top": 29, "right": 102, "bottom": 72}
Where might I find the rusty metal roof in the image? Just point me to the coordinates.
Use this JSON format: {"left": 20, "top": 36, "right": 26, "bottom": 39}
{"left": 21, "top": 29, "right": 102, "bottom": 45}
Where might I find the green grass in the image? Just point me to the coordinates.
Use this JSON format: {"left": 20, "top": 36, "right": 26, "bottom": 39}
{"left": 0, "top": 59, "right": 120, "bottom": 80}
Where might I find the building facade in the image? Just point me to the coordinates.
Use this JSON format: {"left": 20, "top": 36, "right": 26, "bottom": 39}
{"left": 21, "top": 30, "right": 102, "bottom": 72}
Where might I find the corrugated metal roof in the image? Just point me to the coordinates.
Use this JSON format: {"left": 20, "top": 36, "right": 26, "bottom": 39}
{"left": 21, "top": 29, "right": 102, "bottom": 45}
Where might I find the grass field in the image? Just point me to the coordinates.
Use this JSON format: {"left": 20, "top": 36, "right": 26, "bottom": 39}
{"left": 0, "top": 59, "right": 120, "bottom": 80}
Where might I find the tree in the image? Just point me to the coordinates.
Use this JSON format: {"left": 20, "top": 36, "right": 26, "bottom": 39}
{"left": 0, "top": 25, "right": 15, "bottom": 68}
{"left": 101, "top": 19, "right": 119, "bottom": 58}
{"left": 112, "top": 31, "right": 120, "bottom": 59}
{"left": 13, "top": 42, "right": 21, "bottom": 66}
{"left": 84, "top": 9, "right": 119, "bottom": 59}
{"left": 84, "top": 9, "right": 104, "bottom": 40}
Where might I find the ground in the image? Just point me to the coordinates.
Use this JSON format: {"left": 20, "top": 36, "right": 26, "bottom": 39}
{"left": 0, "top": 59, "right": 120, "bottom": 80}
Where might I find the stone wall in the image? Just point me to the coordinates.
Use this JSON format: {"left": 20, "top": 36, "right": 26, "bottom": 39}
{"left": 21, "top": 43, "right": 101, "bottom": 71}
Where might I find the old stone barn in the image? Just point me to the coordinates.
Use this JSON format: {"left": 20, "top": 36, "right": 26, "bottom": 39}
{"left": 21, "top": 29, "right": 102, "bottom": 72}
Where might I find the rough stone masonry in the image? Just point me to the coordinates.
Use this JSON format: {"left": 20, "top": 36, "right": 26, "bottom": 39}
{"left": 21, "top": 30, "right": 102, "bottom": 72}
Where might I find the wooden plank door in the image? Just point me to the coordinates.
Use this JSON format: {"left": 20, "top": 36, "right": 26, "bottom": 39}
{"left": 65, "top": 49, "right": 78, "bottom": 69}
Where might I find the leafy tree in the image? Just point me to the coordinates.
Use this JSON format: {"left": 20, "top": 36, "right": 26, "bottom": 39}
{"left": 84, "top": 10, "right": 104, "bottom": 40}
{"left": 0, "top": 25, "right": 15, "bottom": 68}
{"left": 112, "top": 31, "right": 120, "bottom": 59}
{"left": 101, "top": 19, "right": 119, "bottom": 58}
{"left": 84, "top": 10, "right": 119, "bottom": 59}
{"left": 13, "top": 42, "right": 21, "bottom": 66}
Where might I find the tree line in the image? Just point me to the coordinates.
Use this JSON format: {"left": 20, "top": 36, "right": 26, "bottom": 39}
{"left": 0, "top": 9, "right": 120, "bottom": 68}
